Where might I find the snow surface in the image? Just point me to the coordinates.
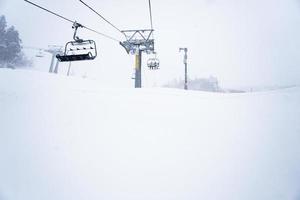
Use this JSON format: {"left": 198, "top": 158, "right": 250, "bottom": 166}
{"left": 0, "top": 68, "right": 300, "bottom": 200}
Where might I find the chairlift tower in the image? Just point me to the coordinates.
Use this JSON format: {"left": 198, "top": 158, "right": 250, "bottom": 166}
{"left": 23, "top": 45, "right": 63, "bottom": 73}
{"left": 179, "top": 48, "right": 188, "bottom": 90}
{"left": 45, "top": 45, "right": 63, "bottom": 73}
{"left": 120, "top": 29, "right": 155, "bottom": 88}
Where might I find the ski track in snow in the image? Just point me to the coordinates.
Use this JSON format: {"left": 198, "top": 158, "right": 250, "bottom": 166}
{"left": 0, "top": 69, "right": 300, "bottom": 200}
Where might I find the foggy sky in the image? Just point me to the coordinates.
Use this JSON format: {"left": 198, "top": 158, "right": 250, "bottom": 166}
{"left": 1, "top": 0, "right": 300, "bottom": 88}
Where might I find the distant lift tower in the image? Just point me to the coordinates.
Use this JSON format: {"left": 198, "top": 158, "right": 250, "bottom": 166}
{"left": 179, "top": 48, "right": 188, "bottom": 90}
{"left": 120, "top": 30, "right": 154, "bottom": 88}
{"left": 24, "top": 45, "right": 63, "bottom": 73}
{"left": 46, "top": 45, "right": 64, "bottom": 73}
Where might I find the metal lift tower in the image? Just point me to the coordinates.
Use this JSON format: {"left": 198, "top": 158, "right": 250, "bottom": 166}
{"left": 180, "top": 48, "right": 188, "bottom": 90}
{"left": 120, "top": 30, "right": 155, "bottom": 88}
{"left": 23, "top": 45, "right": 63, "bottom": 73}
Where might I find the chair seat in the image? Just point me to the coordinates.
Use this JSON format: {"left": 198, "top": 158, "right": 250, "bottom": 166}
{"left": 56, "top": 53, "right": 95, "bottom": 62}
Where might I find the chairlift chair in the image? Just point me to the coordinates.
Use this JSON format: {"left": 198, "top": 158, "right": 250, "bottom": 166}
{"left": 56, "top": 22, "right": 97, "bottom": 62}
{"left": 147, "top": 57, "right": 160, "bottom": 70}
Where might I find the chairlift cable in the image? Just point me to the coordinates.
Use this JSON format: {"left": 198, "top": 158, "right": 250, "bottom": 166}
{"left": 148, "top": 0, "right": 156, "bottom": 49}
{"left": 79, "top": 0, "right": 125, "bottom": 37}
{"left": 24, "top": 0, "right": 120, "bottom": 42}
{"left": 148, "top": 0, "right": 154, "bottom": 31}
{"left": 24, "top": 0, "right": 74, "bottom": 24}
{"left": 83, "top": 26, "right": 120, "bottom": 42}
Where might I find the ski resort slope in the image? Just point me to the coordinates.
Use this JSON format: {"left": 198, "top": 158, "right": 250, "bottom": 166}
{"left": 0, "top": 69, "right": 300, "bottom": 200}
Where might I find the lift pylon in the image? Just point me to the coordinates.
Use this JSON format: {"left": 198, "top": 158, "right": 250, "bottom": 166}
{"left": 179, "top": 47, "right": 188, "bottom": 90}
{"left": 120, "top": 29, "right": 155, "bottom": 88}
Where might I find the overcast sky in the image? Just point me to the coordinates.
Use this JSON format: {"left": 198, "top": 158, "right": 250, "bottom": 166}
{"left": 1, "top": 0, "right": 300, "bottom": 88}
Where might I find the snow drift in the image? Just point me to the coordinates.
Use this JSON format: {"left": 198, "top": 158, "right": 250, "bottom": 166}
{"left": 0, "top": 69, "right": 300, "bottom": 200}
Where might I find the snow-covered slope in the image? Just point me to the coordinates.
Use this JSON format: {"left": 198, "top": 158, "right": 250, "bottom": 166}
{"left": 0, "top": 69, "right": 300, "bottom": 200}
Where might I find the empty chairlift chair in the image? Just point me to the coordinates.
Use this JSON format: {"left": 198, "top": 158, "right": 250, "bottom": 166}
{"left": 56, "top": 22, "right": 97, "bottom": 62}
{"left": 56, "top": 40, "right": 97, "bottom": 62}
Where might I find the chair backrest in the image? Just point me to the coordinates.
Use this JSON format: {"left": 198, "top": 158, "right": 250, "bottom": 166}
{"left": 66, "top": 40, "right": 97, "bottom": 57}
{"left": 56, "top": 40, "right": 97, "bottom": 62}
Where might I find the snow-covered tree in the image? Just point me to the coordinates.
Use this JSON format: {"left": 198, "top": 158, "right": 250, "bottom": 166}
{"left": 0, "top": 15, "right": 31, "bottom": 68}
